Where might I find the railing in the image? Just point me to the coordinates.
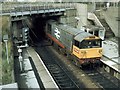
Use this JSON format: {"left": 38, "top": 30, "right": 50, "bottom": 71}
{"left": 1, "top": 3, "right": 76, "bottom": 14}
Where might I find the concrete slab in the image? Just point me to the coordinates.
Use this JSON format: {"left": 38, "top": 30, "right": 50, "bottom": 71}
{"left": 26, "top": 78, "right": 40, "bottom": 88}
{"left": 1, "top": 83, "right": 18, "bottom": 89}
{"left": 43, "top": 81, "right": 58, "bottom": 88}
{"left": 101, "top": 58, "right": 120, "bottom": 73}
{"left": 105, "top": 61, "right": 116, "bottom": 66}
{"left": 20, "top": 71, "right": 40, "bottom": 88}
{"left": 102, "top": 40, "right": 118, "bottom": 59}
{"left": 38, "top": 72, "right": 52, "bottom": 83}
{"left": 37, "top": 65, "right": 46, "bottom": 71}
{"left": 26, "top": 71, "right": 36, "bottom": 79}
{"left": 101, "top": 38, "right": 120, "bottom": 73}
{"left": 24, "top": 59, "right": 32, "bottom": 71}
{"left": 112, "top": 58, "right": 119, "bottom": 64}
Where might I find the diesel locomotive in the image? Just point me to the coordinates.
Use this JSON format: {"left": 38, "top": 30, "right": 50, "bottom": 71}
{"left": 45, "top": 20, "right": 102, "bottom": 67}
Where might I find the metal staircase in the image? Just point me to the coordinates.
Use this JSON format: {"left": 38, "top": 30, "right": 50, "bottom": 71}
{"left": 98, "top": 18, "right": 115, "bottom": 38}
{"left": 94, "top": 12, "right": 115, "bottom": 38}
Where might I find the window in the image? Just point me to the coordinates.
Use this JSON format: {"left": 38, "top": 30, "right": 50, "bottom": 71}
{"left": 89, "top": 31, "right": 93, "bottom": 35}
{"left": 74, "top": 40, "right": 79, "bottom": 47}
{"left": 80, "top": 40, "right": 89, "bottom": 48}
{"left": 94, "top": 31, "right": 99, "bottom": 36}
{"left": 80, "top": 39, "right": 102, "bottom": 49}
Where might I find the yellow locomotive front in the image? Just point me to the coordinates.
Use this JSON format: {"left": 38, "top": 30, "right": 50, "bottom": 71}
{"left": 72, "top": 34, "right": 102, "bottom": 65}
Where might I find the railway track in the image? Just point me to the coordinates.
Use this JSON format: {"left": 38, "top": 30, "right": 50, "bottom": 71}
{"left": 34, "top": 41, "right": 79, "bottom": 89}
{"left": 83, "top": 67, "right": 119, "bottom": 89}
{"left": 32, "top": 40, "right": 119, "bottom": 89}
{"left": 46, "top": 40, "right": 119, "bottom": 89}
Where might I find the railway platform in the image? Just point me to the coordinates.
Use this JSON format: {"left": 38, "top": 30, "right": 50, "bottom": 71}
{"left": 14, "top": 47, "right": 40, "bottom": 89}
{"left": 94, "top": 5, "right": 119, "bottom": 80}
{"left": 27, "top": 47, "right": 59, "bottom": 89}
{"left": 101, "top": 38, "right": 120, "bottom": 80}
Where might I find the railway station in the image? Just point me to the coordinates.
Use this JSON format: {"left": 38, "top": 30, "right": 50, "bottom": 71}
{"left": 0, "top": 0, "right": 120, "bottom": 89}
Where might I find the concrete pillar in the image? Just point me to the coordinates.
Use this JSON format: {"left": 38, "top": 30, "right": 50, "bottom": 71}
{"left": 93, "top": 2, "right": 96, "bottom": 12}
{"left": 118, "top": 1, "right": 120, "bottom": 57}
{"left": 60, "top": 9, "right": 77, "bottom": 27}
{"left": 75, "top": 3, "right": 87, "bottom": 28}
{"left": 118, "top": 37, "right": 120, "bottom": 57}
{"left": 13, "top": 22, "right": 17, "bottom": 38}
{"left": 0, "top": 22, "right": 1, "bottom": 85}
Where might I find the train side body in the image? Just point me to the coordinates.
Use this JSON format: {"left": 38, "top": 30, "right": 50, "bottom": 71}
{"left": 46, "top": 20, "right": 83, "bottom": 52}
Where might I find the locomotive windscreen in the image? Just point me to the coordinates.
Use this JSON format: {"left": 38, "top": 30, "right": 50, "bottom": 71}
{"left": 80, "top": 39, "right": 102, "bottom": 49}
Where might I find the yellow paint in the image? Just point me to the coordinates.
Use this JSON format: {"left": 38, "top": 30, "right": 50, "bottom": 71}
{"left": 72, "top": 45, "right": 80, "bottom": 58}
{"left": 72, "top": 45, "right": 102, "bottom": 59}
{"left": 85, "top": 36, "right": 100, "bottom": 40}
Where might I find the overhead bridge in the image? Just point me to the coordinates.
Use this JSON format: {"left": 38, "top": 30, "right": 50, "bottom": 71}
{"left": 1, "top": 3, "right": 75, "bottom": 17}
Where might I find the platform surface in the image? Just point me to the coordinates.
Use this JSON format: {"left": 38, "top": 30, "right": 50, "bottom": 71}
{"left": 27, "top": 47, "right": 59, "bottom": 89}
{"left": 101, "top": 38, "right": 120, "bottom": 73}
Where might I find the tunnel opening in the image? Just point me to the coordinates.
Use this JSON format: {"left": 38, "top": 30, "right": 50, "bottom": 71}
{"left": 29, "top": 15, "right": 60, "bottom": 45}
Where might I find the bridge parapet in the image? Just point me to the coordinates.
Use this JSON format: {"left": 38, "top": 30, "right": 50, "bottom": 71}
{"left": 1, "top": 3, "right": 75, "bottom": 16}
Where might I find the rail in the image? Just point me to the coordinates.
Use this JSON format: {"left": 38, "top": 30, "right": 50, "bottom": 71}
{"left": 84, "top": 67, "right": 119, "bottom": 89}
{"left": 35, "top": 41, "right": 79, "bottom": 89}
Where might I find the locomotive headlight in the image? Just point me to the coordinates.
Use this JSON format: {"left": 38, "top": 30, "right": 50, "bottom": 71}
{"left": 81, "top": 51, "right": 87, "bottom": 54}
{"left": 99, "top": 49, "right": 102, "bottom": 54}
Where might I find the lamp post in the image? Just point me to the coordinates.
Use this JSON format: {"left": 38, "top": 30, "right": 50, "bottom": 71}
{"left": 3, "top": 35, "right": 9, "bottom": 64}
{"left": 18, "top": 47, "right": 24, "bottom": 72}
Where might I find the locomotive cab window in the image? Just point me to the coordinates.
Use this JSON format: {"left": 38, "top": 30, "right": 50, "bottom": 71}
{"left": 74, "top": 40, "right": 80, "bottom": 47}
{"left": 94, "top": 30, "right": 99, "bottom": 36}
{"left": 80, "top": 39, "right": 102, "bottom": 49}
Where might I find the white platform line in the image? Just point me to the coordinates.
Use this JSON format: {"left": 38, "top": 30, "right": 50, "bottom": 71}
{"left": 27, "top": 48, "right": 59, "bottom": 89}
{"left": 101, "top": 59, "right": 120, "bottom": 73}
{"left": 35, "top": 52, "right": 59, "bottom": 89}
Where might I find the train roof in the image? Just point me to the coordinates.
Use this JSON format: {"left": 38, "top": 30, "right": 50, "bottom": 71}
{"left": 47, "top": 20, "right": 98, "bottom": 42}
{"left": 58, "top": 24, "right": 84, "bottom": 36}
{"left": 59, "top": 24, "right": 96, "bottom": 42}
{"left": 47, "top": 20, "right": 84, "bottom": 36}
{"left": 74, "top": 32, "right": 93, "bottom": 42}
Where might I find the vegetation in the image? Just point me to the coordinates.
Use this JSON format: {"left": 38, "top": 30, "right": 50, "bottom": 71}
{"left": 0, "top": 14, "right": 2, "bottom": 85}
{"left": 0, "top": 58, "right": 2, "bottom": 85}
{"left": 1, "top": 16, "right": 14, "bottom": 85}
